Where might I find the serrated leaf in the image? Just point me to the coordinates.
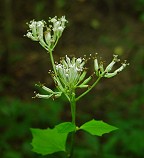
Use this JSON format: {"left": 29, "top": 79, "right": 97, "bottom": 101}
{"left": 55, "top": 122, "right": 76, "bottom": 133}
{"left": 31, "top": 127, "right": 68, "bottom": 155}
{"left": 80, "top": 119, "right": 118, "bottom": 136}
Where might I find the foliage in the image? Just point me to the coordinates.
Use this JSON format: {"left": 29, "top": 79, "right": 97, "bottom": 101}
{"left": 31, "top": 122, "right": 76, "bottom": 155}
{"left": 31, "top": 128, "right": 67, "bottom": 155}
{"left": 80, "top": 119, "right": 118, "bottom": 136}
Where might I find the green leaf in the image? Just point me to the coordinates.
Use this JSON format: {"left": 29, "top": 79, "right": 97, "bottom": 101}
{"left": 80, "top": 119, "right": 118, "bottom": 136}
{"left": 31, "top": 127, "right": 67, "bottom": 155}
{"left": 30, "top": 122, "right": 76, "bottom": 155}
{"left": 55, "top": 122, "right": 76, "bottom": 133}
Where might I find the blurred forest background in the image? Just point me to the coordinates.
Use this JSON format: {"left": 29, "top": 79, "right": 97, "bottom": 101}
{"left": 0, "top": 0, "right": 144, "bottom": 158}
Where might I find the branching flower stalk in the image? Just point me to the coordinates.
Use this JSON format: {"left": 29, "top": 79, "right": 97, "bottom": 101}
{"left": 26, "top": 16, "right": 129, "bottom": 158}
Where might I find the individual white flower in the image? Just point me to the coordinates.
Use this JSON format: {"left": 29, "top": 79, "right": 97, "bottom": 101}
{"left": 94, "top": 58, "right": 105, "bottom": 77}
{"left": 26, "top": 32, "right": 38, "bottom": 41}
{"left": 94, "top": 58, "right": 99, "bottom": 74}
{"left": 105, "top": 55, "right": 120, "bottom": 72}
{"left": 61, "top": 16, "right": 67, "bottom": 22}
{"left": 36, "top": 21, "right": 45, "bottom": 40}
{"left": 34, "top": 92, "right": 62, "bottom": 99}
{"left": 29, "top": 20, "right": 37, "bottom": 37}
{"left": 50, "top": 16, "right": 57, "bottom": 23}
{"left": 44, "top": 29, "right": 52, "bottom": 46}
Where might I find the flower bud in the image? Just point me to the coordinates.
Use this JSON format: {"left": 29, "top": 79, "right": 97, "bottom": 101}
{"left": 29, "top": 20, "right": 37, "bottom": 37}
{"left": 35, "top": 93, "right": 53, "bottom": 99}
{"left": 41, "top": 85, "right": 54, "bottom": 93}
{"left": 44, "top": 30, "right": 51, "bottom": 46}
{"left": 114, "top": 61, "right": 129, "bottom": 73}
{"left": 26, "top": 32, "right": 38, "bottom": 41}
{"left": 94, "top": 58, "right": 99, "bottom": 76}
{"left": 105, "top": 55, "right": 120, "bottom": 72}
{"left": 104, "top": 72, "right": 117, "bottom": 78}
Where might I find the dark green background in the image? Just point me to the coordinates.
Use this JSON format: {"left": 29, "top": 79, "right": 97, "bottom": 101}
{"left": 0, "top": 0, "right": 144, "bottom": 157}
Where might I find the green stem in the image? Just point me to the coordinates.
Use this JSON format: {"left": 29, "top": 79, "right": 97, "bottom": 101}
{"left": 49, "top": 50, "right": 57, "bottom": 75}
{"left": 52, "top": 36, "right": 60, "bottom": 50}
{"left": 76, "top": 76, "right": 102, "bottom": 101}
{"left": 68, "top": 93, "right": 76, "bottom": 158}
{"left": 71, "top": 94, "right": 76, "bottom": 125}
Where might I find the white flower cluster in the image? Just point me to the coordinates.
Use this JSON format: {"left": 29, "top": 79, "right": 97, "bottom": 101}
{"left": 26, "top": 16, "right": 68, "bottom": 52}
{"left": 54, "top": 55, "right": 92, "bottom": 91}
{"left": 94, "top": 54, "right": 129, "bottom": 78}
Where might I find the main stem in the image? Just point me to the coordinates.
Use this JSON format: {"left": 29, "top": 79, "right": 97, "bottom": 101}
{"left": 68, "top": 93, "right": 76, "bottom": 158}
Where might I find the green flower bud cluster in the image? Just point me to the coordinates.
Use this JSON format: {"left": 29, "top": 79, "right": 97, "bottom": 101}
{"left": 94, "top": 54, "right": 129, "bottom": 78}
{"left": 33, "top": 83, "right": 62, "bottom": 99}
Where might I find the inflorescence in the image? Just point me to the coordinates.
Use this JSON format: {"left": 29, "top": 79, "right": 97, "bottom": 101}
{"left": 26, "top": 16, "right": 129, "bottom": 100}
{"left": 26, "top": 16, "right": 68, "bottom": 52}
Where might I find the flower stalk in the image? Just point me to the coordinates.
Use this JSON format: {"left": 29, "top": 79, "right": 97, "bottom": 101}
{"left": 76, "top": 76, "right": 102, "bottom": 101}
